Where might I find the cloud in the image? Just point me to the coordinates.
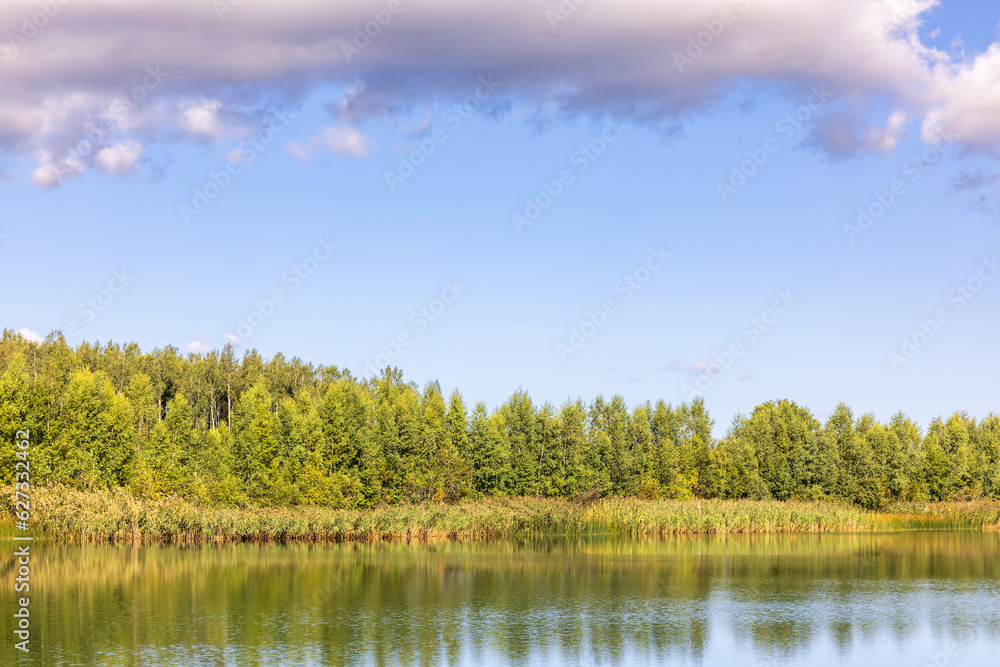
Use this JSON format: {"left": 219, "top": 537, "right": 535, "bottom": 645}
{"left": 180, "top": 100, "right": 223, "bottom": 139}
{"left": 3, "top": 0, "right": 1000, "bottom": 185}
{"left": 95, "top": 140, "right": 144, "bottom": 174}
{"left": 225, "top": 332, "right": 242, "bottom": 346}
{"left": 185, "top": 336, "right": 211, "bottom": 355}
{"left": 657, "top": 359, "right": 681, "bottom": 373}
{"left": 609, "top": 368, "right": 641, "bottom": 382}
{"left": 287, "top": 126, "right": 371, "bottom": 160}
{"left": 684, "top": 362, "right": 718, "bottom": 377}
{"left": 32, "top": 151, "right": 85, "bottom": 187}
{"left": 950, "top": 165, "right": 1000, "bottom": 215}
{"left": 952, "top": 167, "right": 1000, "bottom": 191}
{"left": 658, "top": 359, "right": 725, "bottom": 376}
{"left": 16, "top": 328, "right": 43, "bottom": 344}
{"left": 808, "top": 110, "right": 909, "bottom": 158}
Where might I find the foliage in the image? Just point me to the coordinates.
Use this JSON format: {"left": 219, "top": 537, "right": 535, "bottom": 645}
{"left": 1, "top": 331, "right": 998, "bottom": 510}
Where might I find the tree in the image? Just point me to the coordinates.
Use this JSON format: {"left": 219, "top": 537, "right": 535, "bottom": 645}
{"left": 4, "top": 332, "right": 1000, "bottom": 510}
{"left": 501, "top": 390, "right": 538, "bottom": 496}
{"left": 716, "top": 415, "right": 771, "bottom": 500}
{"left": 822, "top": 404, "right": 884, "bottom": 508}
{"left": 973, "top": 415, "right": 1000, "bottom": 498}
{"left": 679, "top": 398, "right": 715, "bottom": 498}
{"left": 921, "top": 418, "right": 952, "bottom": 501}
{"left": 232, "top": 382, "right": 279, "bottom": 499}
{"left": 0, "top": 356, "right": 43, "bottom": 485}
{"left": 650, "top": 401, "right": 681, "bottom": 495}
{"left": 558, "top": 401, "right": 591, "bottom": 496}
{"left": 159, "top": 392, "right": 196, "bottom": 492}
{"left": 49, "top": 368, "right": 135, "bottom": 489}
{"left": 942, "top": 412, "right": 975, "bottom": 496}
{"left": 468, "top": 402, "right": 511, "bottom": 496}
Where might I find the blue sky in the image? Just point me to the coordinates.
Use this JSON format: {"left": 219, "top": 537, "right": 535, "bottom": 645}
{"left": 3, "top": 0, "right": 1000, "bottom": 434}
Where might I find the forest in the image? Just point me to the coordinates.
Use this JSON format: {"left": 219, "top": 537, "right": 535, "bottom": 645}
{"left": 1, "top": 330, "right": 997, "bottom": 510}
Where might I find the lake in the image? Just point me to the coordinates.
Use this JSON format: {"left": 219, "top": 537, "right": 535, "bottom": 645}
{"left": 3, "top": 532, "right": 999, "bottom": 665}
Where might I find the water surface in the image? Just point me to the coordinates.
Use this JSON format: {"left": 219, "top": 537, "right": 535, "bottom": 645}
{"left": 3, "top": 532, "right": 998, "bottom": 665}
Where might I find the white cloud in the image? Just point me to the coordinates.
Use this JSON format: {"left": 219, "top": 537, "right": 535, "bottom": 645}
{"left": 874, "top": 110, "right": 909, "bottom": 152}
{"left": 225, "top": 332, "right": 242, "bottom": 346}
{"left": 180, "top": 100, "right": 223, "bottom": 139}
{"left": 17, "top": 329, "right": 43, "bottom": 344}
{"left": 185, "top": 337, "right": 211, "bottom": 355}
{"left": 32, "top": 161, "right": 72, "bottom": 188}
{"left": 95, "top": 140, "right": 144, "bottom": 174}
{"left": 31, "top": 151, "right": 85, "bottom": 187}
{"left": 2, "top": 0, "right": 1000, "bottom": 185}
{"left": 287, "top": 126, "right": 371, "bottom": 160}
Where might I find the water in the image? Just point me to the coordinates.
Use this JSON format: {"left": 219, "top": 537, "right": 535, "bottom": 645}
{"left": 3, "top": 532, "right": 999, "bottom": 665}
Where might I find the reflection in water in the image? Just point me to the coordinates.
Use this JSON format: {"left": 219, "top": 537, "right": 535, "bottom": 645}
{"left": 2, "top": 533, "right": 999, "bottom": 666}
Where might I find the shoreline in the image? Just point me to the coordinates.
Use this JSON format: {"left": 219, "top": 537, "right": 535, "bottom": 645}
{"left": 6, "top": 487, "right": 1000, "bottom": 544}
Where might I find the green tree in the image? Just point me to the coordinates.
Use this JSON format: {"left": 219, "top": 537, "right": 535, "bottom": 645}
{"left": 0, "top": 356, "right": 43, "bottom": 485}
{"left": 821, "top": 404, "right": 883, "bottom": 508}
{"left": 501, "top": 391, "right": 538, "bottom": 495}
{"left": 468, "top": 402, "right": 511, "bottom": 496}
{"left": 973, "top": 415, "right": 1000, "bottom": 498}
{"left": 232, "top": 382, "right": 279, "bottom": 500}
{"left": 49, "top": 368, "right": 135, "bottom": 489}
{"left": 716, "top": 415, "right": 771, "bottom": 500}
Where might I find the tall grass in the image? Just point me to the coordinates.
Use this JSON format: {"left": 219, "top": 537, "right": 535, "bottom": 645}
{"left": 876, "top": 500, "right": 1000, "bottom": 531}
{"left": 4, "top": 486, "right": 1000, "bottom": 543}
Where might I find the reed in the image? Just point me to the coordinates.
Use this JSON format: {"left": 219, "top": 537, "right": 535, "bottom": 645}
{"left": 5, "top": 486, "right": 1000, "bottom": 543}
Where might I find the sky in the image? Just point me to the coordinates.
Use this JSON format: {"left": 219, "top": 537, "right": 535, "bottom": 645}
{"left": 3, "top": 0, "right": 1000, "bottom": 435}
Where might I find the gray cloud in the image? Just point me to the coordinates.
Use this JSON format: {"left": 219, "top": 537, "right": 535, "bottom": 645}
{"left": 950, "top": 166, "right": 1000, "bottom": 217}
{"left": 2, "top": 0, "right": 1000, "bottom": 185}
{"left": 806, "top": 110, "right": 909, "bottom": 159}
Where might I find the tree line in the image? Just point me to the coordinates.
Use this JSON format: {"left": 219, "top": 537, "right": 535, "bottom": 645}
{"left": 1, "top": 331, "right": 998, "bottom": 509}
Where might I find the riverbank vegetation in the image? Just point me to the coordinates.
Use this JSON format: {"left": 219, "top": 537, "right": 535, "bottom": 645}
{"left": 4, "top": 487, "right": 1000, "bottom": 542}
{"left": 2, "top": 331, "right": 999, "bottom": 515}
